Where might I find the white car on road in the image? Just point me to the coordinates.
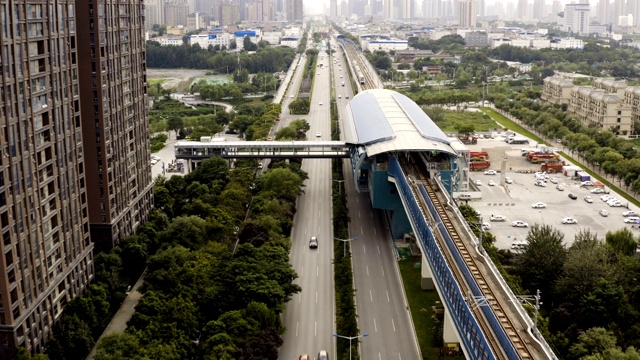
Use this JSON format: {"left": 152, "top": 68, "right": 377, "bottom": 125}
{"left": 532, "top": 202, "right": 547, "bottom": 209}
{"left": 512, "top": 220, "right": 529, "bottom": 227}
{"left": 488, "top": 180, "right": 496, "bottom": 186}
{"left": 599, "top": 209, "right": 609, "bottom": 217}
{"left": 484, "top": 170, "right": 497, "bottom": 175}
{"left": 561, "top": 217, "right": 577, "bottom": 224}
{"left": 504, "top": 177, "right": 513, "bottom": 184}
{"left": 624, "top": 217, "right": 640, "bottom": 224}
{"left": 584, "top": 196, "right": 593, "bottom": 203}
{"left": 623, "top": 211, "right": 638, "bottom": 217}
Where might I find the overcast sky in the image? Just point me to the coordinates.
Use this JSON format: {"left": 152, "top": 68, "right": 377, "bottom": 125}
{"left": 303, "top": 0, "right": 580, "bottom": 14}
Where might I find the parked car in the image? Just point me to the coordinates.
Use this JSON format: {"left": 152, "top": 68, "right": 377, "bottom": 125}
{"left": 584, "top": 196, "right": 593, "bottom": 203}
{"left": 504, "top": 177, "right": 513, "bottom": 184}
{"left": 556, "top": 185, "right": 565, "bottom": 191}
{"left": 532, "top": 202, "right": 547, "bottom": 208}
{"left": 550, "top": 178, "right": 558, "bottom": 184}
{"left": 599, "top": 209, "right": 609, "bottom": 217}
{"left": 309, "top": 236, "right": 318, "bottom": 249}
{"left": 624, "top": 217, "right": 640, "bottom": 224}
{"left": 561, "top": 217, "right": 577, "bottom": 224}
{"left": 488, "top": 180, "right": 496, "bottom": 186}
{"left": 581, "top": 181, "right": 595, "bottom": 187}
{"left": 490, "top": 214, "right": 507, "bottom": 222}
{"left": 568, "top": 193, "right": 577, "bottom": 200}
{"left": 534, "top": 180, "right": 546, "bottom": 187}
{"left": 484, "top": 170, "right": 497, "bottom": 175}
{"left": 512, "top": 220, "right": 529, "bottom": 227}
{"left": 591, "top": 188, "right": 609, "bottom": 194}
{"left": 623, "top": 211, "right": 638, "bottom": 217}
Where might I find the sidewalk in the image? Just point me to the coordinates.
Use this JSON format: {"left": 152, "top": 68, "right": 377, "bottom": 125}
{"left": 85, "top": 272, "right": 146, "bottom": 360}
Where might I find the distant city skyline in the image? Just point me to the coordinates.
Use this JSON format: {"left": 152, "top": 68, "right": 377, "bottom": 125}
{"left": 304, "top": 0, "right": 594, "bottom": 15}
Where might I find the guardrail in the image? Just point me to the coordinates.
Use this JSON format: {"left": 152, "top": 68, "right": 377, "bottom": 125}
{"left": 388, "top": 157, "right": 495, "bottom": 360}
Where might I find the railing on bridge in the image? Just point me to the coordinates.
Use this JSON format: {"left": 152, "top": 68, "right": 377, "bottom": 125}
{"left": 416, "top": 183, "right": 520, "bottom": 359}
{"left": 388, "top": 156, "right": 495, "bottom": 360}
{"left": 174, "top": 140, "right": 351, "bottom": 160}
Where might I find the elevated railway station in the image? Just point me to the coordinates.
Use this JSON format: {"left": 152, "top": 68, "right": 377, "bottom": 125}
{"left": 174, "top": 83, "right": 556, "bottom": 359}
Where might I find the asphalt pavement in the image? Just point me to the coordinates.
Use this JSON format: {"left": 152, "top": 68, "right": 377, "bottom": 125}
{"left": 279, "top": 40, "right": 336, "bottom": 360}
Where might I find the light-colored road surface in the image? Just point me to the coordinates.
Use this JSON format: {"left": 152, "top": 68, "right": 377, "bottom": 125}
{"left": 332, "top": 40, "right": 422, "bottom": 359}
{"left": 279, "top": 44, "right": 336, "bottom": 360}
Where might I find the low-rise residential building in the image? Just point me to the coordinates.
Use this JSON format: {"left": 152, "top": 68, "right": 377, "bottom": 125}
{"left": 363, "top": 39, "right": 409, "bottom": 52}
{"left": 234, "top": 30, "right": 262, "bottom": 49}
{"left": 465, "top": 31, "right": 489, "bottom": 47}
{"left": 568, "top": 87, "right": 632, "bottom": 134}
{"left": 542, "top": 75, "right": 634, "bottom": 135}
{"left": 280, "top": 36, "right": 300, "bottom": 48}
{"left": 550, "top": 37, "right": 584, "bottom": 49}
{"left": 150, "top": 35, "right": 184, "bottom": 46}
{"left": 541, "top": 76, "right": 575, "bottom": 105}
{"left": 189, "top": 33, "right": 234, "bottom": 48}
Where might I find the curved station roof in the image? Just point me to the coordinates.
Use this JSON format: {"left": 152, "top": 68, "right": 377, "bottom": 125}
{"left": 344, "top": 89, "right": 457, "bottom": 157}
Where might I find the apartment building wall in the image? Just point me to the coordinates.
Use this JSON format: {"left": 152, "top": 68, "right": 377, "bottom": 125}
{"left": 76, "top": 0, "right": 154, "bottom": 251}
{"left": 624, "top": 87, "right": 640, "bottom": 132}
{"left": 569, "top": 87, "right": 632, "bottom": 134}
{"left": 0, "top": 2, "right": 94, "bottom": 356}
{"left": 541, "top": 76, "right": 575, "bottom": 105}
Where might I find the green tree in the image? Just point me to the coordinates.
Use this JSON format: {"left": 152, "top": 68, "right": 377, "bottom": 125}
{"left": 259, "top": 168, "right": 303, "bottom": 201}
{"left": 515, "top": 224, "right": 566, "bottom": 299}
{"left": 569, "top": 327, "right": 619, "bottom": 360}
{"left": 94, "top": 333, "right": 145, "bottom": 360}
{"left": 605, "top": 228, "right": 638, "bottom": 257}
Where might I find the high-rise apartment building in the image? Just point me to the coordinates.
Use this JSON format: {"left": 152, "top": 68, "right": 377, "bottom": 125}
{"left": 330, "top": 0, "right": 338, "bottom": 17}
{"left": 0, "top": 0, "right": 95, "bottom": 356}
{"left": 164, "top": 0, "right": 190, "bottom": 26}
{"left": 145, "top": 0, "right": 166, "bottom": 29}
{"left": 517, "top": 0, "right": 528, "bottom": 20}
{"left": 564, "top": 2, "right": 590, "bottom": 34}
{"left": 76, "top": 1, "right": 154, "bottom": 250}
{"left": 459, "top": 0, "right": 477, "bottom": 28}
{"left": 286, "top": 0, "right": 303, "bottom": 21}
{"left": 533, "top": 0, "right": 545, "bottom": 20}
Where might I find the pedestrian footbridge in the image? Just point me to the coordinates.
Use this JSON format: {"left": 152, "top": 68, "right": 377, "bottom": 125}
{"left": 174, "top": 140, "right": 351, "bottom": 160}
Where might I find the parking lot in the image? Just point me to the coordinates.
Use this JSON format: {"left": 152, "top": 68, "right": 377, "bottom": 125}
{"left": 465, "top": 137, "right": 639, "bottom": 250}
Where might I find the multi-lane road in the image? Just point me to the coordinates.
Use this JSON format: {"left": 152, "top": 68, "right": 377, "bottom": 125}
{"left": 280, "top": 36, "right": 421, "bottom": 359}
{"left": 279, "top": 39, "right": 336, "bottom": 360}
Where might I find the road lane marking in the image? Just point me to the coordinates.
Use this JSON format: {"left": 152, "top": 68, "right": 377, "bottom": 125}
{"left": 370, "top": 290, "right": 373, "bottom": 302}
{"left": 377, "top": 245, "right": 380, "bottom": 254}
{"left": 359, "top": 211, "right": 361, "bottom": 218}
{"left": 296, "top": 322, "right": 299, "bottom": 336}
{"left": 374, "top": 227, "right": 377, "bottom": 235}
{"left": 381, "top": 267, "right": 385, "bottom": 276}
{"left": 386, "top": 291, "right": 390, "bottom": 302}
{"left": 315, "top": 321, "right": 317, "bottom": 336}
{"left": 379, "top": 354, "right": 382, "bottom": 360}
{"left": 317, "top": 266, "right": 319, "bottom": 277}
{"left": 374, "top": 318, "right": 377, "bottom": 332}
{"left": 363, "top": 245, "right": 366, "bottom": 254}
{"left": 392, "top": 318, "right": 396, "bottom": 332}
{"left": 301, "top": 266, "right": 304, "bottom": 277}
{"left": 316, "top": 291, "right": 318, "bottom": 304}
{"left": 399, "top": 354, "right": 402, "bottom": 360}
{"left": 361, "top": 226, "right": 364, "bottom": 234}
{"left": 366, "top": 266, "right": 369, "bottom": 276}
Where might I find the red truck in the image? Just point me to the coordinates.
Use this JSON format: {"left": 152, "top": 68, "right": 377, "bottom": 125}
{"left": 540, "top": 161, "right": 566, "bottom": 173}
{"left": 458, "top": 135, "right": 478, "bottom": 145}
{"left": 470, "top": 151, "right": 489, "bottom": 160}
{"left": 527, "top": 153, "right": 559, "bottom": 163}
{"left": 470, "top": 161, "right": 490, "bottom": 170}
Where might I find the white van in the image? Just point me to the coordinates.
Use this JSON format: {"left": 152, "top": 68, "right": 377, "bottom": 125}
{"left": 458, "top": 194, "right": 472, "bottom": 201}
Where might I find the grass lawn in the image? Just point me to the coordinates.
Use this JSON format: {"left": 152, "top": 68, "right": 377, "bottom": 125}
{"left": 432, "top": 109, "right": 502, "bottom": 133}
{"left": 480, "top": 108, "right": 548, "bottom": 145}
{"left": 398, "top": 257, "right": 464, "bottom": 359}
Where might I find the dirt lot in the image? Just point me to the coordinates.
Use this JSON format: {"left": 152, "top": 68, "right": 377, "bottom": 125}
{"left": 147, "top": 69, "right": 209, "bottom": 91}
{"left": 466, "top": 138, "right": 547, "bottom": 173}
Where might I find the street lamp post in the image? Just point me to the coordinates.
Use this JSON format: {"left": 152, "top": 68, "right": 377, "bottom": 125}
{"left": 332, "top": 332, "right": 368, "bottom": 360}
{"left": 333, "top": 236, "right": 358, "bottom": 257}
{"left": 330, "top": 177, "right": 347, "bottom": 196}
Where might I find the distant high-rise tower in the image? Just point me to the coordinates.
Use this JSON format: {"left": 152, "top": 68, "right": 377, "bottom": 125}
{"left": 145, "top": 0, "right": 167, "bottom": 28}
{"left": 564, "top": 2, "right": 590, "bottom": 34}
{"left": 384, "top": 0, "right": 393, "bottom": 18}
{"left": 517, "top": 0, "right": 528, "bottom": 20}
{"left": 477, "top": 0, "right": 485, "bottom": 17}
{"left": 286, "top": 0, "right": 303, "bottom": 21}
{"left": 330, "top": 0, "right": 338, "bottom": 17}
{"left": 597, "top": 0, "right": 610, "bottom": 24}
{"left": 165, "top": 0, "right": 190, "bottom": 26}
{"left": 533, "top": 0, "right": 545, "bottom": 20}
{"left": 459, "top": 0, "right": 477, "bottom": 27}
